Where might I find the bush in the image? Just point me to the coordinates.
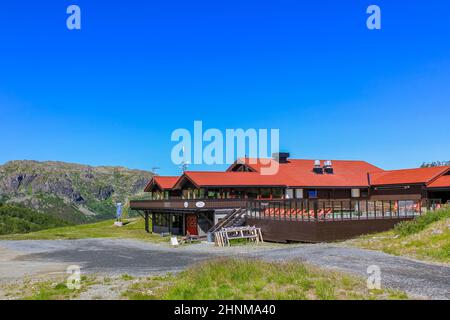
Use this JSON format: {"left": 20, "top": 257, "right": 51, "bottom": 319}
{"left": 394, "top": 206, "right": 450, "bottom": 236}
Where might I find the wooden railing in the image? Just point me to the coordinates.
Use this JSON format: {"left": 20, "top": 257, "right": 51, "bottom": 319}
{"left": 130, "top": 198, "right": 443, "bottom": 221}
{"left": 246, "top": 199, "right": 443, "bottom": 222}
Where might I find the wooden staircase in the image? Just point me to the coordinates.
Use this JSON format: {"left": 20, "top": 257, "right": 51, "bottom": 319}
{"left": 208, "top": 208, "right": 247, "bottom": 236}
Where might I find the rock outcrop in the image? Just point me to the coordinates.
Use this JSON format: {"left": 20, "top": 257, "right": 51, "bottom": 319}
{"left": 0, "top": 160, "right": 153, "bottom": 223}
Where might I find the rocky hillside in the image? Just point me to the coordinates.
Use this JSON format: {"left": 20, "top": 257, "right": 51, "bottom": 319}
{"left": 0, "top": 161, "right": 153, "bottom": 224}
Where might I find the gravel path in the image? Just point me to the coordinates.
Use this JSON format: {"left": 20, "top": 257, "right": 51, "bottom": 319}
{"left": 0, "top": 239, "right": 448, "bottom": 299}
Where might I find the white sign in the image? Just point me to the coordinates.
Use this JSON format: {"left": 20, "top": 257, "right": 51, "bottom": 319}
{"left": 195, "top": 201, "right": 206, "bottom": 208}
{"left": 184, "top": 202, "right": 189, "bottom": 208}
{"left": 170, "top": 237, "right": 179, "bottom": 246}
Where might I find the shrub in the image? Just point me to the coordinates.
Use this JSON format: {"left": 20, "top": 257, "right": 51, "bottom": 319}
{"left": 394, "top": 206, "right": 450, "bottom": 236}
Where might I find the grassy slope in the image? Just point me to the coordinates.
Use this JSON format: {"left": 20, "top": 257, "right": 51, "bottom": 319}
{"left": 0, "top": 204, "right": 70, "bottom": 235}
{"left": 347, "top": 207, "right": 450, "bottom": 263}
{"left": 0, "top": 218, "right": 165, "bottom": 242}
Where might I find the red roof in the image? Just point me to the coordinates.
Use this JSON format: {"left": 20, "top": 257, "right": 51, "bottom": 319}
{"left": 177, "top": 171, "right": 287, "bottom": 188}
{"left": 370, "top": 166, "right": 449, "bottom": 186}
{"left": 144, "top": 176, "right": 179, "bottom": 191}
{"left": 143, "top": 159, "right": 450, "bottom": 191}
{"left": 171, "top": 159, "right": 383, "bottom": 188}
{"left": 230, "top": 158, "right": 382, "bottom": 187}
{"left": 427, "top": 175, "right": 450, "bottom": 188}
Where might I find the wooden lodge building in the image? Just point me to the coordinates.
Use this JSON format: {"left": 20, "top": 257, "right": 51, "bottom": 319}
{"left": 130, "top": 154, "right": 450, "bottom": 242}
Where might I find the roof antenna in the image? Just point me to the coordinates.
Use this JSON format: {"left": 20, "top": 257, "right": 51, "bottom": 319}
{"left": 151, "top": 167, "right": 160, "bottom": 176}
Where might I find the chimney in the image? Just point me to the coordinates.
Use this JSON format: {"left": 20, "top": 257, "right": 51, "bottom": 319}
{"left": 272, "top": 152, "right": 290, "bottom": 164}
{"left": 324, "top": 160, "right": 334, "bottom": 174}
{"left": 313, "top": 160, "right": 323, "bottom": 174}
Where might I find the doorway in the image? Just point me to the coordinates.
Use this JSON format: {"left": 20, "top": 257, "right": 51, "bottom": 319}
{"left": 185, "top": 214, "right": 198, "bottom": 235}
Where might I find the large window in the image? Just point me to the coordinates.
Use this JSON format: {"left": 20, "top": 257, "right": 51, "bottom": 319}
{"left": 153, "top": 213, "right": 170, "bottom": 234}
{"left": 171, "top": 214, "right": 183, "bottom": 235}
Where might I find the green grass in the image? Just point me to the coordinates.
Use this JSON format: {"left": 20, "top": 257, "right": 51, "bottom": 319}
{"left": 348, "top": 206, "right": 450, "bottom": 263}
{"left": 0, "top": 218, "right": 166, "bottom": 242}
{"left": 121, "top": 258, "right": 407, "bottom": 300}
{"left": 120, "top": 274, "right": 135, "bottom": 281}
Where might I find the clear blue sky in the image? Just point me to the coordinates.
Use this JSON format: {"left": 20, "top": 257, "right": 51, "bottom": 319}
{"left": 1, "top": 1, "right": 449, "bottom": 175}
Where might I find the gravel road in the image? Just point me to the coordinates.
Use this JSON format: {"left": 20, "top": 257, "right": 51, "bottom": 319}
{"left": 0, "top": 239, "right": 448, "bottom": 299}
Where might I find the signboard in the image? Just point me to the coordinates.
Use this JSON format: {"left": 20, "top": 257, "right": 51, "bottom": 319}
{"left": 195, "top": 201, "right": 206, "bottom": 208}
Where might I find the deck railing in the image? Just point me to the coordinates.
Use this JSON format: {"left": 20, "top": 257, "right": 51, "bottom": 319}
{"left": 130, "top": 198, "right": 443, "bottom": 222}
{"left": 246, "top": 199, "right": 443, "bottom": 222}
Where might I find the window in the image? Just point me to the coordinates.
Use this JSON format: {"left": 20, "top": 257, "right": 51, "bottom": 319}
{"left": 307, "top": 190, "right": 318, "bottom": 199}
{"left": 171, "top": 214, "right": 183, "bottom": 235}
{"left": 286, "top": 189, "right": 294, "bottom": 199}
{"left": 182, "top": 189, "right": 193, "bottom": 199}
{"left": 351, "top": 189, "right": 361, "bottom": 198}
{"left": 272, "top": 188, "right": 283, "bottom": 199}
{"left": 295, "top": 189, "right": 304, "bottom": 199}
{"left": 260, "top": 188, "right": 271, "bottom": 199}
{"left": 207, "top": 190, "right": 216, "bottom": 199}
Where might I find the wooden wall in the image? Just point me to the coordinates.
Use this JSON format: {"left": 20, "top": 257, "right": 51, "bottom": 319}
{"left": 246, "top": 217, "right": 413, "bottom": 243}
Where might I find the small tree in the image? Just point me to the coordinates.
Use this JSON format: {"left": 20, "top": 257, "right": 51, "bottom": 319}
{"left": 421, "top": 161, "right": 450, "bottom": 168}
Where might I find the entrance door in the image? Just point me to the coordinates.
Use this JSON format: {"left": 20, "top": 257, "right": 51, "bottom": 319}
{"left": 185, "top": 214, "right": 198, "bottom": 235}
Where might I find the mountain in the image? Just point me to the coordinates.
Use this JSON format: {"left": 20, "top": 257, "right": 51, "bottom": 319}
{"left": 0, "top": 160, "right": 153, "bottom": 224}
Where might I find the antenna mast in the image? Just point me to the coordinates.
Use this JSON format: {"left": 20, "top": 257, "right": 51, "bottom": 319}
{"left": 180, "top": 146, "right": 189, "bottom": 173}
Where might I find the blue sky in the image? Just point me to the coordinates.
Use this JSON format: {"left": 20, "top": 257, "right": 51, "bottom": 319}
{"left": 0, "top": 1, "right": 449, "bottom": 175}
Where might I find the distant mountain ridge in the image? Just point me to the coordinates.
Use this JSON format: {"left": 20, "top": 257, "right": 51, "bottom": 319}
{"left": 0, "top": 160, "right": 153, "bottom": 224}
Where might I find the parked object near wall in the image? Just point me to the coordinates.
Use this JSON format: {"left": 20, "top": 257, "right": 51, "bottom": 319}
{"left": 214, "top": 226, "right": 263, "bottom": 247}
